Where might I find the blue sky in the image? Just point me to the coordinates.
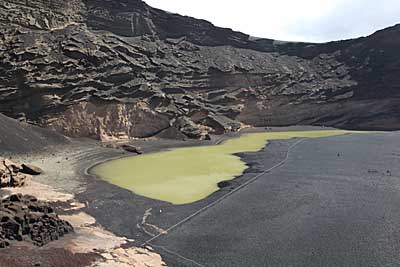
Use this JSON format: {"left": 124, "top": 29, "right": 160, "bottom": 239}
{"left": 145, "top": 0, "right": 400, "bottom": 43}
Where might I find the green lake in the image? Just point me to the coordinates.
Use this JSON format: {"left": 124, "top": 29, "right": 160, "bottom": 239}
{"left": 90, "top": 130, "right": 354, "bottom": 205}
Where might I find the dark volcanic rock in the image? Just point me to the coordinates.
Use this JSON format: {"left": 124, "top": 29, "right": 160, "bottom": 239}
{"left": 155, "top": 126, "right": 188, "bottom": 141}
{"left": 0, "top": 194, "right": 73, "bottom": 248}
{"left": 121, "top": 144, "right": 143, "bottom": 154}
{"left": 173, "top": 116, "right": 203, "bottom": 139}
{"left": 217, "top": 181, "right": 232, "bottom": 189}
{"left": 21, "top": 164, "right": 43, "bottom": 175}
{"left": 0, "top": 0, "right": 399, "bottom": 140}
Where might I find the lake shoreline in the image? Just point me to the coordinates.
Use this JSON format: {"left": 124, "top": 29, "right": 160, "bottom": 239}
{"left": 85, "top": 125, "right": 335, "bottom": 178}
{"left": 89, "top": 127, "right": 348, "bottom": 205}
{"left": 75, "top": 126, "right": 337, "bottom": 245}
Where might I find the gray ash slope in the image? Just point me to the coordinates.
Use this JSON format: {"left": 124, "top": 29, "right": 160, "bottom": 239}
{"left": 1, "top": 0, "right": 399, "bottom": 140}
{"left": 0, "top": 113, "right": 68, "bottom": 154}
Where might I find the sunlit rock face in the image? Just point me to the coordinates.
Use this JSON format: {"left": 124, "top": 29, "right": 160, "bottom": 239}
{"left": 43, "top": 101, "right": 171, "bottom": 141}
{"left": 0, "top": 0, "right": 400, "bottom": 140}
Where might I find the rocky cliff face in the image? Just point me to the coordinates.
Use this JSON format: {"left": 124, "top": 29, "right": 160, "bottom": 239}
{"left": 1, "top": 0, "right": 399, "bottom": 140}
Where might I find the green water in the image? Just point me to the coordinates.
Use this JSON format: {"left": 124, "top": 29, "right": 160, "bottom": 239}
{"left": 91, "top": 130, "right": 354, "bottom": 205}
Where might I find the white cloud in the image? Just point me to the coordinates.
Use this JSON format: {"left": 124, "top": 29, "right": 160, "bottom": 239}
{"left": 286, "top": 0, "right": 400, "bottom": 42}
{"left": 144, "top": 0, "right": 400, "bottom": 42}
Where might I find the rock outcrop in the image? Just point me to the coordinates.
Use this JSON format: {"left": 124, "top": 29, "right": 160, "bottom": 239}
{"left": 21, "top": 164, "right": 43, "bottom": 175}
{"left": 0, "top": 0, "right": 399, "bottom": 140}
{"left": 120, "top": 144, "right": 142, "bottom": 154}
{"left": 44, "top": 101, "right": 170, "bottom": 141}
{"left": 0, "top": 194, "right": 73, "bottom": 248}
{"left": 0, "top": 159, "right": 28, "bottom": 188}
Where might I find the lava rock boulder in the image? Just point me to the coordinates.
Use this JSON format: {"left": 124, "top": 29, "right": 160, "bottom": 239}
{"left": 0, "top": 194, "right": 73, "bottom": 248}
{"left": 21, "top": 164, "right": 43, "bottom": 176}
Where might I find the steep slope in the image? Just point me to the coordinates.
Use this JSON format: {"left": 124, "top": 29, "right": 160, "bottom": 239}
{"left": 0, "top": 113, "right": 68, "bottom": 154}
{"left": 0, "top": 0, "right": 399, "bottom": 141}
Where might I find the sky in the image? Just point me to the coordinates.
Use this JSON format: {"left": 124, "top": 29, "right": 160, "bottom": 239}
{"left": 145, "top": 0, "right": 400, "bottom": 43}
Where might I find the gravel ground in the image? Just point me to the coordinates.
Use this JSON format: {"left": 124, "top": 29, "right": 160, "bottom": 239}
{"left": 149, "top": 132, "right": 400, "bottom": 266}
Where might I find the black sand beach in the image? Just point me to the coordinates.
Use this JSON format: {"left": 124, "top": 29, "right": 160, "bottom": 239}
{"left": 148, "top": 132, "right": 400, "bottom": 266}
